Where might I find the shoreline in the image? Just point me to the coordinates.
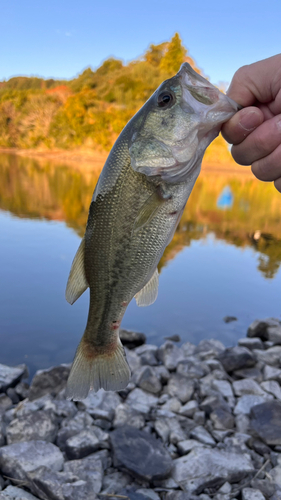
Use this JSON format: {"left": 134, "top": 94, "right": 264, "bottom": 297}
{"left": 0, "top": 318, "right": 281, "bottom": 498}
{"left": 0, "top": 147, "right": 253, "bottom": 177}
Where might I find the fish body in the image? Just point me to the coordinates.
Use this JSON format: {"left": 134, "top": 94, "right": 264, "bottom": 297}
{"left": 65, "top": 63, "right": 240, "bottom": 400}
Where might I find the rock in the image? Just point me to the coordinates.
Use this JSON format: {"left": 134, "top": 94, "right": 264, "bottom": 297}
{"left": 119, "top": 329, "right": 146, "bottom": 349}
{"left": 234, "top": 395, "right": 272, "bottom": 415}
{"left": 218, "top": 347, "right": 255, "bottom": 373}
{"left": 0, "top": 486, "right": 40, "bottom": 499}
{"left": 6, "top": 411, "right": 58, "bottom": 444}
{"left": 6, "top": 388, "right": 19, "bottom": 405}
{"left": 64, "top": 429, "right": 101, "bottom": 459}
{"left": 250, "top": 479, "right": 276, "bottom": 498}
{"left": 157, "top": 341, "right": 185, "bottom": 371}
{"left": 28, "top": 365, "right": 70, "bottom": 401}
{"left": 193, "top": 410, "right": 205, "bottom": 425}
{"left": 264, "top": 365, "right": 281, "bottom": 381}
{"left": 14, "top": 382, "right": 29, "bottom": 400}
{"left": 212, "top": 380, "right": 234, "bottom": 399}
{"left": 266, "top": 326, "right": 281, "bottom": 345}
{"left": 253, "top": 346, "right": 281, "bottom": 366}
{"left": 110, "top": 425, "right": 172, "bottom": 481}
{"left": 101, "top": 470, "right": 132, "bottom": 494}
{"left": 247, "top": 318, "right": 280, "bottom": 338}
{"left": 154, "top": 419, "right": 170, "bottom": 443}
{"left": 233, "top": 367, "right": 263, "bottom": 382}
{"left": 0, "top": 394, "right": 13, "bottom": 413}
{"left": 13, "top": 395, "right": 52, "bottom": 418}
{"left": 172, "top": 446, "right": 254, "bottom": 493}
{"left": 167, "top": 417, "right": 187, "bottom": 444}
{"left": 43, "top": 399, "right": 77, "bottom": 420}
{"left": 242, "top": 488, "right": 266, "bottom": 500}
{"left": 161, "top": 397, "right": 181, "bottom": 414}
{"left": 235, "top": 414, "right": 250, "bottom": 433}
{"left": 27, "top": 466, "right": 95, "bottom": 500}
{"left": 135, "top": 366, "right": 162, "bottom": 394}
{"left": 167, "top": 374, "right": 194, "bottom": 403}
{"left": 0, "top": 364, "right": 27, "bottom": 393}
{"left": 181, "top": 342, "right": 196, "bottom": 357}
{"left": 164, "top": 334, "right": 181, "bottom": 342}
{"left": 0, "top": 441, "right": 64, "bottom": 482}
{"left": 238, "top": 338, "right": 264, "bottom": 350}
{"left": 177, "top": 359, "right": 209, "bottom": 379}
{"left": 64, "top": 453, "right": 104, "bottom": 494}
{"left": 223, "top": 316, "right": 237, "bottom": 323}
{"left": 113, "top": 403, "right": 145, "bottom": 429}
{"left": 261, "top": 380, "right": 281, "bottom": 400}
{"left": 250, "top": 401, "right": 281, "bottom": 445}
{"left": 177, "top": 439, "right": 205, "bottom": 455}
{"left": 126, "top": 388, "right": 158, "bottom": 414}
{"left": 179, "top": 400, "right": 198, "bottom": 417}
{"left": 194, "top": 339, "right": 225, "bottom": 356}
{"left": 125, "top": 348, "right": 142, "bottom": 373}
{"left": 136, "top": 489, "right": 160, "bottom": 500}
{"left": 250, "top": 439, "right": 271, "bottom": 456}
{"left": 210, "top": 408, "right": 235, "bottom": 430}
{"left": 268, "top": 466, "right": 281, "bottom": 488}
{"left": 190, "top": 426, "right": 216, "bottom": 446}
{"left": 56, "top": 411, "right": 93, "bottom": 451}
{"left": 200, "top": 394, "right": 231, "bottom": 415}
{"left": 78, "top": 389, "right": 121, "bottom": 415}
{"left": 232, "top": 379, "right": 266, "bottom": 397}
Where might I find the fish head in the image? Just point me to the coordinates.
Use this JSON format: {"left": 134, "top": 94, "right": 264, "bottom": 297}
{"left": 129, "top": 63, "right": 240, "bottom": 184}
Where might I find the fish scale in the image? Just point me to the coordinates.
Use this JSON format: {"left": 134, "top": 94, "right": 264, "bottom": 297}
{"left": 65, "top": 62, "right": 240, "bottom": 400}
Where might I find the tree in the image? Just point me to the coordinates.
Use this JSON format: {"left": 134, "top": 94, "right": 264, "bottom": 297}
{"left": 160, "top": 33, "right": 187, "bottom": 76}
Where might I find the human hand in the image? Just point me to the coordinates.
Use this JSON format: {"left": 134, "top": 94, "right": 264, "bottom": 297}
{"left": 221, "top": 54, "right": 281, "bottom": 192}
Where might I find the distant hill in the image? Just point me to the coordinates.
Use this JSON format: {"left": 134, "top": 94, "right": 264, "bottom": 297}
{"left": 0, "top": 33, "right": 233, "bottom": 163}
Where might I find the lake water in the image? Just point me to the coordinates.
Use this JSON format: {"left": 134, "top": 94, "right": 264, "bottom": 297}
{"left": 1, "top": 152, "right": 281, "bottom": 378}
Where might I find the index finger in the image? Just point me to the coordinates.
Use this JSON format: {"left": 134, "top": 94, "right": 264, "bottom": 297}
{"left": 227, "top": 54, "right": 281, "bottom": 107}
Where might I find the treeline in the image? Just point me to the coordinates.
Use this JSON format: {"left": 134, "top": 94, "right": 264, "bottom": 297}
{"left": 0, "top": 34, "right": 231, "bottom": 156}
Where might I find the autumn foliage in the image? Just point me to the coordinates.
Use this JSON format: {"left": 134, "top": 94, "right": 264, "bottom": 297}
{"left": 0, "top": 33, "right": 231, "bottom": 160}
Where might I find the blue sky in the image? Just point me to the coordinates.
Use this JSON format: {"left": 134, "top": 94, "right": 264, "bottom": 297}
{"left": 1, "top": 0, "right": 281, "bottom": 86}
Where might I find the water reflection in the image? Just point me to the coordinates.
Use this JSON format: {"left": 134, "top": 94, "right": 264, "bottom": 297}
{"left": 1, "top": 152, "right": 281, "bottom": 279}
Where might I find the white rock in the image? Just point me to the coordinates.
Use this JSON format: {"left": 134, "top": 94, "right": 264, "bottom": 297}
{"left": 179, "top": 400, "right": 198, "bottom": 417}
{"left": 190, "top": 426, "right": 216, "bottom": 446}
{"left": 242, "top": 488, "right": 265, "bottom": 500}
{"left": 260, "top": 380, "right": 281, "bottom": 400}
{"left": 232, "top": 379, "right": 266, "bottom": 397}
{"left": 0, "top": 486, "right": 40, "bottom": 499}
{"left": 126, "top": 388, "right": 158, "bottom": 414}
{"left": 212, "top": 380, "right": 234, "bottom": 398}
{"left": 263, "top": 365, "right": 281, "bottom": 381}
{"left": 177, "top": 439, "right": 206, "bottom": 455}
{"left": 172, "top": 447, "right": 254, "bottom": 493}
{"left": 234, "top": 395, "right": 273, "bottom": 415}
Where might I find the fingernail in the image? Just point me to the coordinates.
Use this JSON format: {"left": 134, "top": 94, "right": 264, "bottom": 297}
{"left": 276, "top": 118, "right": 281, "bottom": 132}
{"left": 239, "top": 110, "right": 261, "bottom": 131}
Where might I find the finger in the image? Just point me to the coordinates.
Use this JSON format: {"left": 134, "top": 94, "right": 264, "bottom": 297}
{"left": 251, "top": 143, "right": 281, "bottom": 182}
{"left": 274, "top": 177, "right": 281, "bottom": 193}
{"left": 226, "top": 54, "right": 281, "bottom": 106}
{"left": 221, "top": 107, "right": 264, "bottom": 145}
{"left": 230, "top": 115, "right": 281, "bottom": 166}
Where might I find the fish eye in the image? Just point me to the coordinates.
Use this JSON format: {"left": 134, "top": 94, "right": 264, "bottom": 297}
{"left": 157, "top": 91, "right": 175, "bottom": 108}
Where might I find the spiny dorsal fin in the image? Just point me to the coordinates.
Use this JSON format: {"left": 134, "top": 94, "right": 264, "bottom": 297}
{"left": 65, "top": 237, "right": 89, "bottom": 305}
{"left": 135, "top": 268, "right": 159, "bottom": 307}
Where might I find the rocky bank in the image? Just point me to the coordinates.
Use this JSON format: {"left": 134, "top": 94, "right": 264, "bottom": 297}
{"left": 1, "top": 319, "right": 281, "bottom": 499}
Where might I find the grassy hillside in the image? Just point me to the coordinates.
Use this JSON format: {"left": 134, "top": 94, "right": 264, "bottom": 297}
{"left": 0, "top": 33, "right": 234, "bottom": 163}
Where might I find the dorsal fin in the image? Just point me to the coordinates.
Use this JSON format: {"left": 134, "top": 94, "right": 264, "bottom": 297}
{"left": 134, "top": 268, "right": 159, "bottom": 307}
{"left": 65, "top": 237, "right": 89, "bottom": 305}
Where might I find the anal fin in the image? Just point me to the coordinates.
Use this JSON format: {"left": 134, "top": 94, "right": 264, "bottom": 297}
{"left": 65, "top": 237, "right": 89, "bottom": 305}
{"left": 135, "top": 268, "right": 159, "bottom": 307}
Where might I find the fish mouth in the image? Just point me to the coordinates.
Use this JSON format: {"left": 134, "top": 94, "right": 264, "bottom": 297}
{"left": 178, "top": 63, "right": 241, "bottom": 121}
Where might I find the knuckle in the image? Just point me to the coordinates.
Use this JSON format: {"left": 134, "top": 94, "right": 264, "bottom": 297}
{"left": 251, "top": 159, "right": 271, "bottom": 181}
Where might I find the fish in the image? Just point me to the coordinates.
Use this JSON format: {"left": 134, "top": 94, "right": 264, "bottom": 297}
{"left": 65, "top": 63, "right": 240, "bottom": 400}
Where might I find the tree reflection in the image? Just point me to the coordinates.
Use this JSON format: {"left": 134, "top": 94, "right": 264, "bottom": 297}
{"left": 1, "top": 153, "right": 281, "bottom": 279}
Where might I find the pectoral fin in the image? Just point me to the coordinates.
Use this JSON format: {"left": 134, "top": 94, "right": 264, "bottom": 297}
{"left": 135, "top": 268, "right": 159, "bottom": 307}
{"left": 65, "top": 237, "right": 89, "bottom": 305}
{"left": 133, "top": 190, "right": 166, "bottom": 233}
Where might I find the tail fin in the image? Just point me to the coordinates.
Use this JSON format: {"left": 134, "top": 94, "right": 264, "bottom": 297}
{"left": 65, "top": 336, "right": 131, "bottom": 401}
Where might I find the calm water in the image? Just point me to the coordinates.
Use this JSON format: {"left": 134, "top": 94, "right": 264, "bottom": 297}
{"left": 1, "top": 153, "right": 281, "bottom": 377}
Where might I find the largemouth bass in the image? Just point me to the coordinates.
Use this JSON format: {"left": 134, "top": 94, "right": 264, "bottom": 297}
{"left": 65, "top": 63, "right": 239, "bottom": 400}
